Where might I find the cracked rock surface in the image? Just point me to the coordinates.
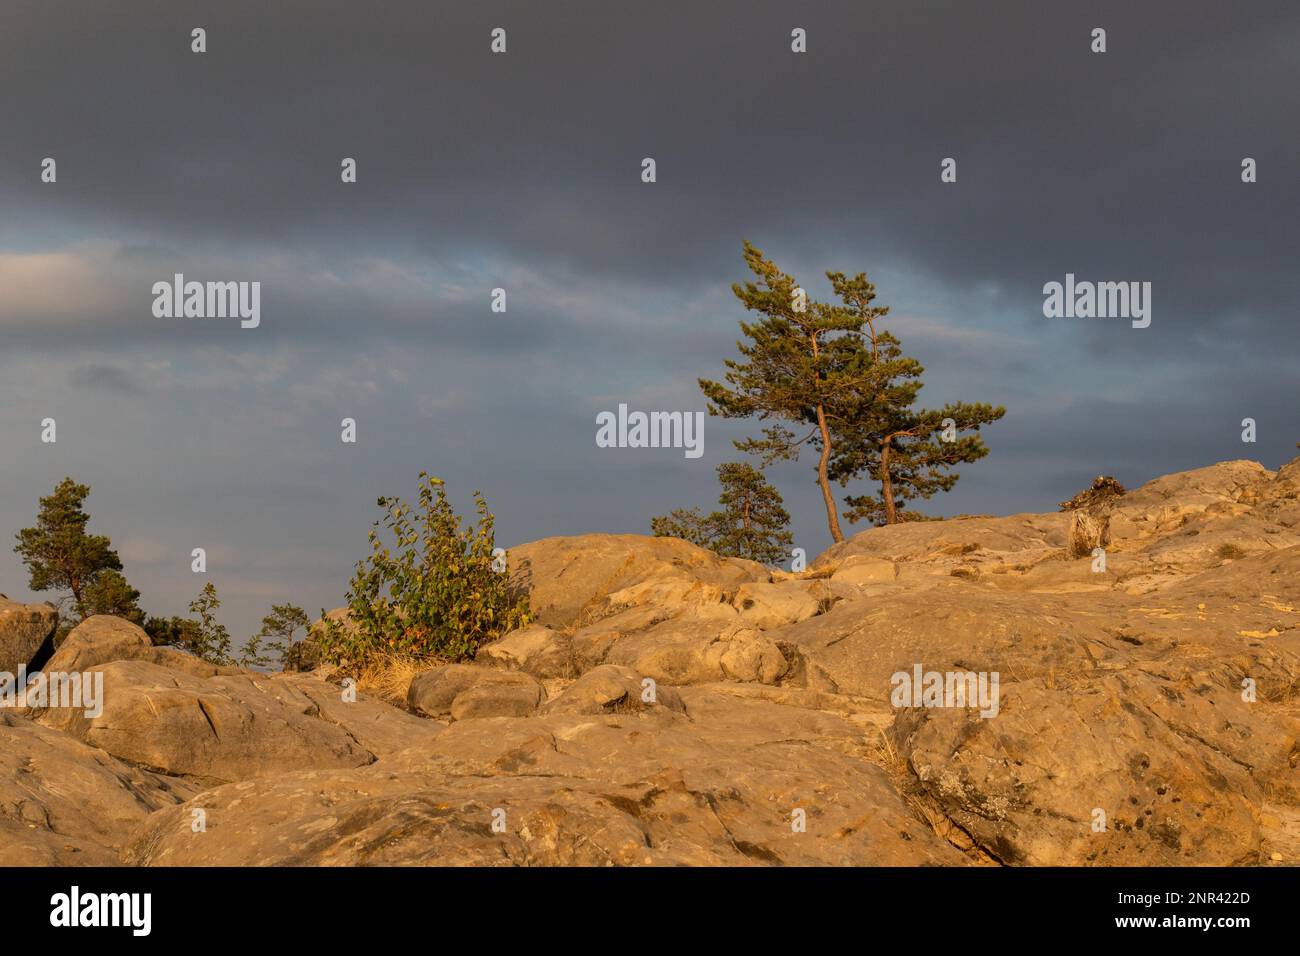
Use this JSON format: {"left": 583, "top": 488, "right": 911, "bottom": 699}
{"left": 4, "top": 458, "right": 1298, "bottom": 865}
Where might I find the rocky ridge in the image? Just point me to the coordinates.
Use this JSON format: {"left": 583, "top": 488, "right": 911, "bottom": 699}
{"left": 1, "top": 457, "right": 1297, "bottom": 866}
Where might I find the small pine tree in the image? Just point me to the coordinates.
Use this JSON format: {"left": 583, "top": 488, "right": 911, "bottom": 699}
{"left": 143, "top": 615, "right": 202, "bottom": 650}
{"left": 649, "top": 507, "right": 716, "bottom": 550}
{"left": 81, "top": 569, "right": 146, "bottom": 625}
{"left": 248, "top": 604, "right": 310, "bottom": 669}
{"left": 652, "top": 462, "right": 793, "bottom": 565}
{"left": 14, "top": 477, "right": 123, "bottom": 624}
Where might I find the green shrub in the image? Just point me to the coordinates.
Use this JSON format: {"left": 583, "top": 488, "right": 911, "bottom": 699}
{"left": 319, "top": 472, "right": 531, "bottom": 669}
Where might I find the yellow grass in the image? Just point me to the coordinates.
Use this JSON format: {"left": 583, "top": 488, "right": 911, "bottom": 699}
{"left": 356, "top": 653, "right": 446, "bottom": 705}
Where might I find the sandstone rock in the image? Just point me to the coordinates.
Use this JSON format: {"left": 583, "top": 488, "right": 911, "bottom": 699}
{"left": 477, "top": 623, "right": 575, "bottom": 678}
{"left": 830, "top": 555, "right": 898, "bottom": 587}
{"left": 717, "top": 633, "right": 790, "bottom": 684}
{"left": 732, "top": 580, "right": 820, "bottom": 629}
{"left": 543, "top": 664, "right": 685, "bottom": 716}
{"left": 0, "top": 712, "right": 195, "bottom": 866}
{"left": 814, "top": 513, "right": 1069, "bottom": 573}
{"left": 127, "top": 692, "right": 966, "bottom": 867}
{"left": 407, "top": 664, "right": 544, "bottom": 720}
{"left": 15, "top": 456, "right": 1300, "bottom": 869}
{"left": 450, "top": 681, "right": 543, "bottom": 720}
{"left": 0, "top": 598, "right": 57, "bottom": 674}
{"left": 42, "top": 614, "right": 147, "bottom": 670}
{"left": 508, "top": 533, "right": 764, "bottom": 627}
{"left": 612, "top": 623, "right": 789, "bottom": 687}
{"left": 567, "top": 604, "right": 665, "bottom": 672}
{"left": 772, "top": 589, "right": 1117, "bottom": 701}
{"left": 892, "top": 673, "right": 1297, "bottom": 865}
{"left": 266, "top": 671, "right": 440, "bottom": 757}
{"left": 32, "top": 660, "right": 376, "bottom": 785}
{"left": 43, "top": 615, "right": 241, "bottom": 679}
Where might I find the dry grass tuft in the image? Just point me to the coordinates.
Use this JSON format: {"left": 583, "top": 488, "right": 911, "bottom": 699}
{"left": 357, "top": 653, "right": 446, "bottom": 706}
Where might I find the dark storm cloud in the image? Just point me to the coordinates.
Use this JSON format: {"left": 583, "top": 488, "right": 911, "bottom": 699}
{"left": 1, "top": 1, "right": 1297, "bottom": 640}
{"left": 3, "top": 1, "right": 1297, "bottom": 332}
{"left": 72, "top": 362, "right": 146, "bottom": 394}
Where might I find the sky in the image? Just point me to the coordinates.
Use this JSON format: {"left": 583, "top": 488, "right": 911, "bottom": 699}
{"left": 2, "top": 0, "right": 1297, "bottom": 642}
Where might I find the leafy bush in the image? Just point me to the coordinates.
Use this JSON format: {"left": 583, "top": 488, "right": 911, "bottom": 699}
{"left": 186, "top": 582, "right": 234, "bottom": 665}
{"left": 319, "top": 472, "right": 531, "bottom": 669}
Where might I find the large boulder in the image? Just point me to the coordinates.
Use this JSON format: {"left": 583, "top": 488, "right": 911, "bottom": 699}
{"left": 732, "top": 581, "right": 821, "bottom": 630}
{"left": 543, "top": 664, "right": 686, "bottom": 716}
{"left": 32, "top": 660, "right": 377, "bottom": 785}
{"left": 477, "top": 623, "right": 575, "bottom": 678}
{"left": 0, "top": 598, "right": 58, "bottom": 674}
{"left": 406, "top": 664, "right": 544, "bottom": 720}
{"left": 43, "top": 615, "right": 241, "bottom": 679}
{"left": 265, "top": 671, "right": 441, "bottom": 757}
{"left": 829, "top": 556, "right": 898, "bottom": 587}
{"left": 507, "top": 534, "right": 765, "bottom": 627}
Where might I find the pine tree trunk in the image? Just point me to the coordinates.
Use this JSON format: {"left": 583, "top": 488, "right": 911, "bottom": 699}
{"left": 815, "top": 404, "right": 844, "bottom": 543}
{"left": 881, "top": 442, "right": 898, "bottom": 525}
{"left": 70, "top": 572, "right": 84, "bottom": 621}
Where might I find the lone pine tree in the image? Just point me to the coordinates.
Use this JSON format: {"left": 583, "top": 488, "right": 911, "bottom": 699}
{"left": 14, "top": 477, "right": 124, "bottom": 623}
{"left": 824, "top": 271, "right": 1005, "bottom": 525}
{"left": 700, "top": 242, "right": 876, "bottom": 543}
{"left": 651, "top": 462, "right": 793, "bottom": 564}
{"left": 243, "top": 603, "right": 310, "bottom": 669}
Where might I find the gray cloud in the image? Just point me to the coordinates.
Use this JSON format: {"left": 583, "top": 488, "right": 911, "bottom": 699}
{"left": 72, "top": 362, "right": 145, "bottom": 395}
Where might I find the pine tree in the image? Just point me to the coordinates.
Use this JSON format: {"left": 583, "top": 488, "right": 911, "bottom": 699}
{"left": 823, "top": 271, "right": 1005, "bottom": 525}
{"left": 143, "top": 615, "right": 202, "bottom": 650}
{"left": 652, "top": 462, "right": 793, "bottom": 564}
{"left": 14, "top": 477, "right": 123, "bottom": 623}
{"left": 82, "top": 569, "right": 146, "bottom": 625}
{"left": 248, "top": 604, "right": 310, "bottom": 669}
{"left": 649, "top": 507, "right": 716, "bottom": 550}
{"left": 700, "top": 243, "right": 875, "bottom": 543}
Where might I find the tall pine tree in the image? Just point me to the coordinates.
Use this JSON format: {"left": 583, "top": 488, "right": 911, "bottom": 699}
{"left": 14, "top": 477, "right": 123, "bottom": 622}
{"left": 700, "top": 243, "right": 874, "bottom": 543}
{"left": 824, "top": 271, "right": 1005, "bottom": 525}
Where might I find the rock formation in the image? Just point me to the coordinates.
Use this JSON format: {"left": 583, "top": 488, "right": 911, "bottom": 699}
{"left": 2, "top": 457, "right": 1297, "bottom": 866}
